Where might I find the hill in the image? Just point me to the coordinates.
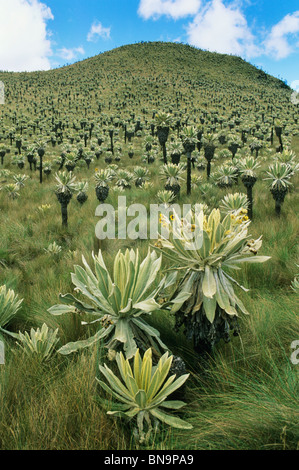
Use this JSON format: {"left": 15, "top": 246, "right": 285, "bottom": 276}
{"left": 0, "top": 41, "right": 294, "bottom": 125}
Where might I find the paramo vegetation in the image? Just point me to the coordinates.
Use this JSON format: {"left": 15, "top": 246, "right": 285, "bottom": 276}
{"left": 0, "top": 42, "right": 298, "bottom": 450}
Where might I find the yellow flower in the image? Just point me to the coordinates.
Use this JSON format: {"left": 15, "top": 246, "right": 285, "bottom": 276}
{"left": 190, "top": 224, "right": 196, "bottom": 232}
{"left": 170, "top": 215, "right": 175, "bottom": 221}
{"left": 225, "top": 230, "right": 231, "bottom": 236}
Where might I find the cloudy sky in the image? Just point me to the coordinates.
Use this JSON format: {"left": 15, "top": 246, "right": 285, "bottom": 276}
{"left": 0, "top": 0, "right": 298, "bottom": 87}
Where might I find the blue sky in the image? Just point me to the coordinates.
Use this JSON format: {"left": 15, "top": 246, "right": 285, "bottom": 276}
{"left": 0, "top": 0, "right": 298, "bottom": 88}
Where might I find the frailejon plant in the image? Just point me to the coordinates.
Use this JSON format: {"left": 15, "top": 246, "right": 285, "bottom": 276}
{"left": 155, "top": 112, "right": 172, "bottom": 164}
{"left": 0, "top": 285, "right": 23, "bottom": 339}
{"left": 214, "top": 164, "right": 238, "bottom": 188}
{"left": 95, "top": 168, "right": 113, "bottom": 203}
{"left": 44, "top": 241, "right": 62, "bottom": 256}
{"left": 97, "top": 348, "right": 192, "bottom": 445}
{"left": 237, "top": 156, "right": 260, "bottom": 219}
{"left": 202, "top": 133, "right": 218, "bottom": 178}
{"left": 48, "top": 249, "right": 177, "bottom": 359}
{"left": 15, "top": 323, "right": 59, "bottom": 362}
{"left": 133, "top": 166, "right": 150, "bottom": 188}
{"left": 160, "top": 162, "right": 185, "bottom": 198}
{"left": 3, "top": 183, "right": 20, "bottom": 200}
{"left": 54, "top": 171, "right": 77, "bottom": 226}
{"left": 264, "top": 162, "right": 293, "bottom": 216}
{"left": 219, "top": 192, "right": 249, "bottom": 215}
{"left": 181, "top": 126, "right": 198, "bottom": 195}
{"left": 76, "top": 181, "right": 89, "bottom": 206}
{"left": 154, "top": 209, "right": 270, "bottom": 356}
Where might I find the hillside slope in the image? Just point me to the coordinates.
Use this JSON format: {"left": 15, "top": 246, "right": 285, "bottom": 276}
{"left": 0, "top": 42, "right": 293, "bottom": 122}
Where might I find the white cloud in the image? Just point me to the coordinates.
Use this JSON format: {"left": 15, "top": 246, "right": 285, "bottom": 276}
{"left": 87, "top": 22, "right": 111, "bottom": 42}
{"left": 186, "top": 0, "right": 259, "bottom": 58}
{"left": 138, "top": 0, "right": 201, "bottom": 20}
{"left": 57, "top": 46, "right": 85, "bottom": 62}
{"left": 0, "top": 0, "right": 53, "bottom": 72}
{"left": 264, "top": 11, "right": 299, "bottom": 59}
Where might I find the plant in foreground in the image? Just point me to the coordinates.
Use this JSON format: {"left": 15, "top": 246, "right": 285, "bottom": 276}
{"left": 97, "top": 348, "right": 192, "bottom": 445}
{"left": 48, "top": 249, "right": 177, "bottom": 359}
{"left": 154, "top": 209, "right": 270, "bottom": 356}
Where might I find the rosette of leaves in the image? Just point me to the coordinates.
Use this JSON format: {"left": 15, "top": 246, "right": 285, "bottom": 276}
{"left": 191, "top": 175, "right": 202, "bottom": 190}
{"left": 220, "top": 193, "right": 249, "bottom": 215}
{"left": 143, "top": 135, "right": 154, "bottom": 153}
{"left": 12, "top": 155, "right": 25, "bottom": 169}
{"left": 169, "top": 140, "right": 183, "bottom": 165}
{"left": 154, "top": 209, "right": 270, "bottom": 356}
{"left": 248, "top": 137, "right": 263, "bottom": 158}
{"left": 143, "top": 149, "right": 157, "bottom": 164}
{"left": 15, "top": 134, "right": 22, "bottom": 155}
{"left": 275, "top": 149, "right": 298, "bottom": 173}
{"left": 227, "top": 134, "right": 242, "bottom": 159}
{"left": 97, "top": 348, "right": 192, "bottom": 445}
{"left": 214, "top": 164, "right": 238, "bottom": 188}
{"left": 15, "top": 323, "right": 59, "bottom": 361}
{"left": 3, "top": 183, "right": 20, "bottom": 199}
{"left": 116, "top": 169, "right": 134, "bottom": 190}
{"left": 126, "top": 126, "right": 135, "bottom": 143}
{"left": 64, "top": 151, "right": 77, "bottom": 172}
{"left": 44, "top": 241, "right": 62, "bottom": 255}
{"left": 84, "top": 151, "right": 94, "bottom": 169}
{"left": 0, "top": 285, "right": 23, "bottom": 339}
{"left": 133, "top": 166, "right": 150, "bottom": 187}
{"left": 156, "top": 189, "right": 176, "bottom": 208}
{"left": 264, "top": 162, "right": 293, "bottom": 216}
{"left": 160, "top": 162, "right": 185, "bottom": 197}
{"left": 12, "top": 174, "right": 29, "bottom": 189}
{"left": 95, "top": 168, "right": 113, "bottom": 203}
{"left": 128, "top": 145, "right": 134, "bottom": 159}
{"left": 48, "top": 249, "right": 177, "bottom": 359}
{"left": 43, "top": 161, "right": 52, "bottom": 176}
{"left": 104, "top": 150, "right": 113, "bottom": 164}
